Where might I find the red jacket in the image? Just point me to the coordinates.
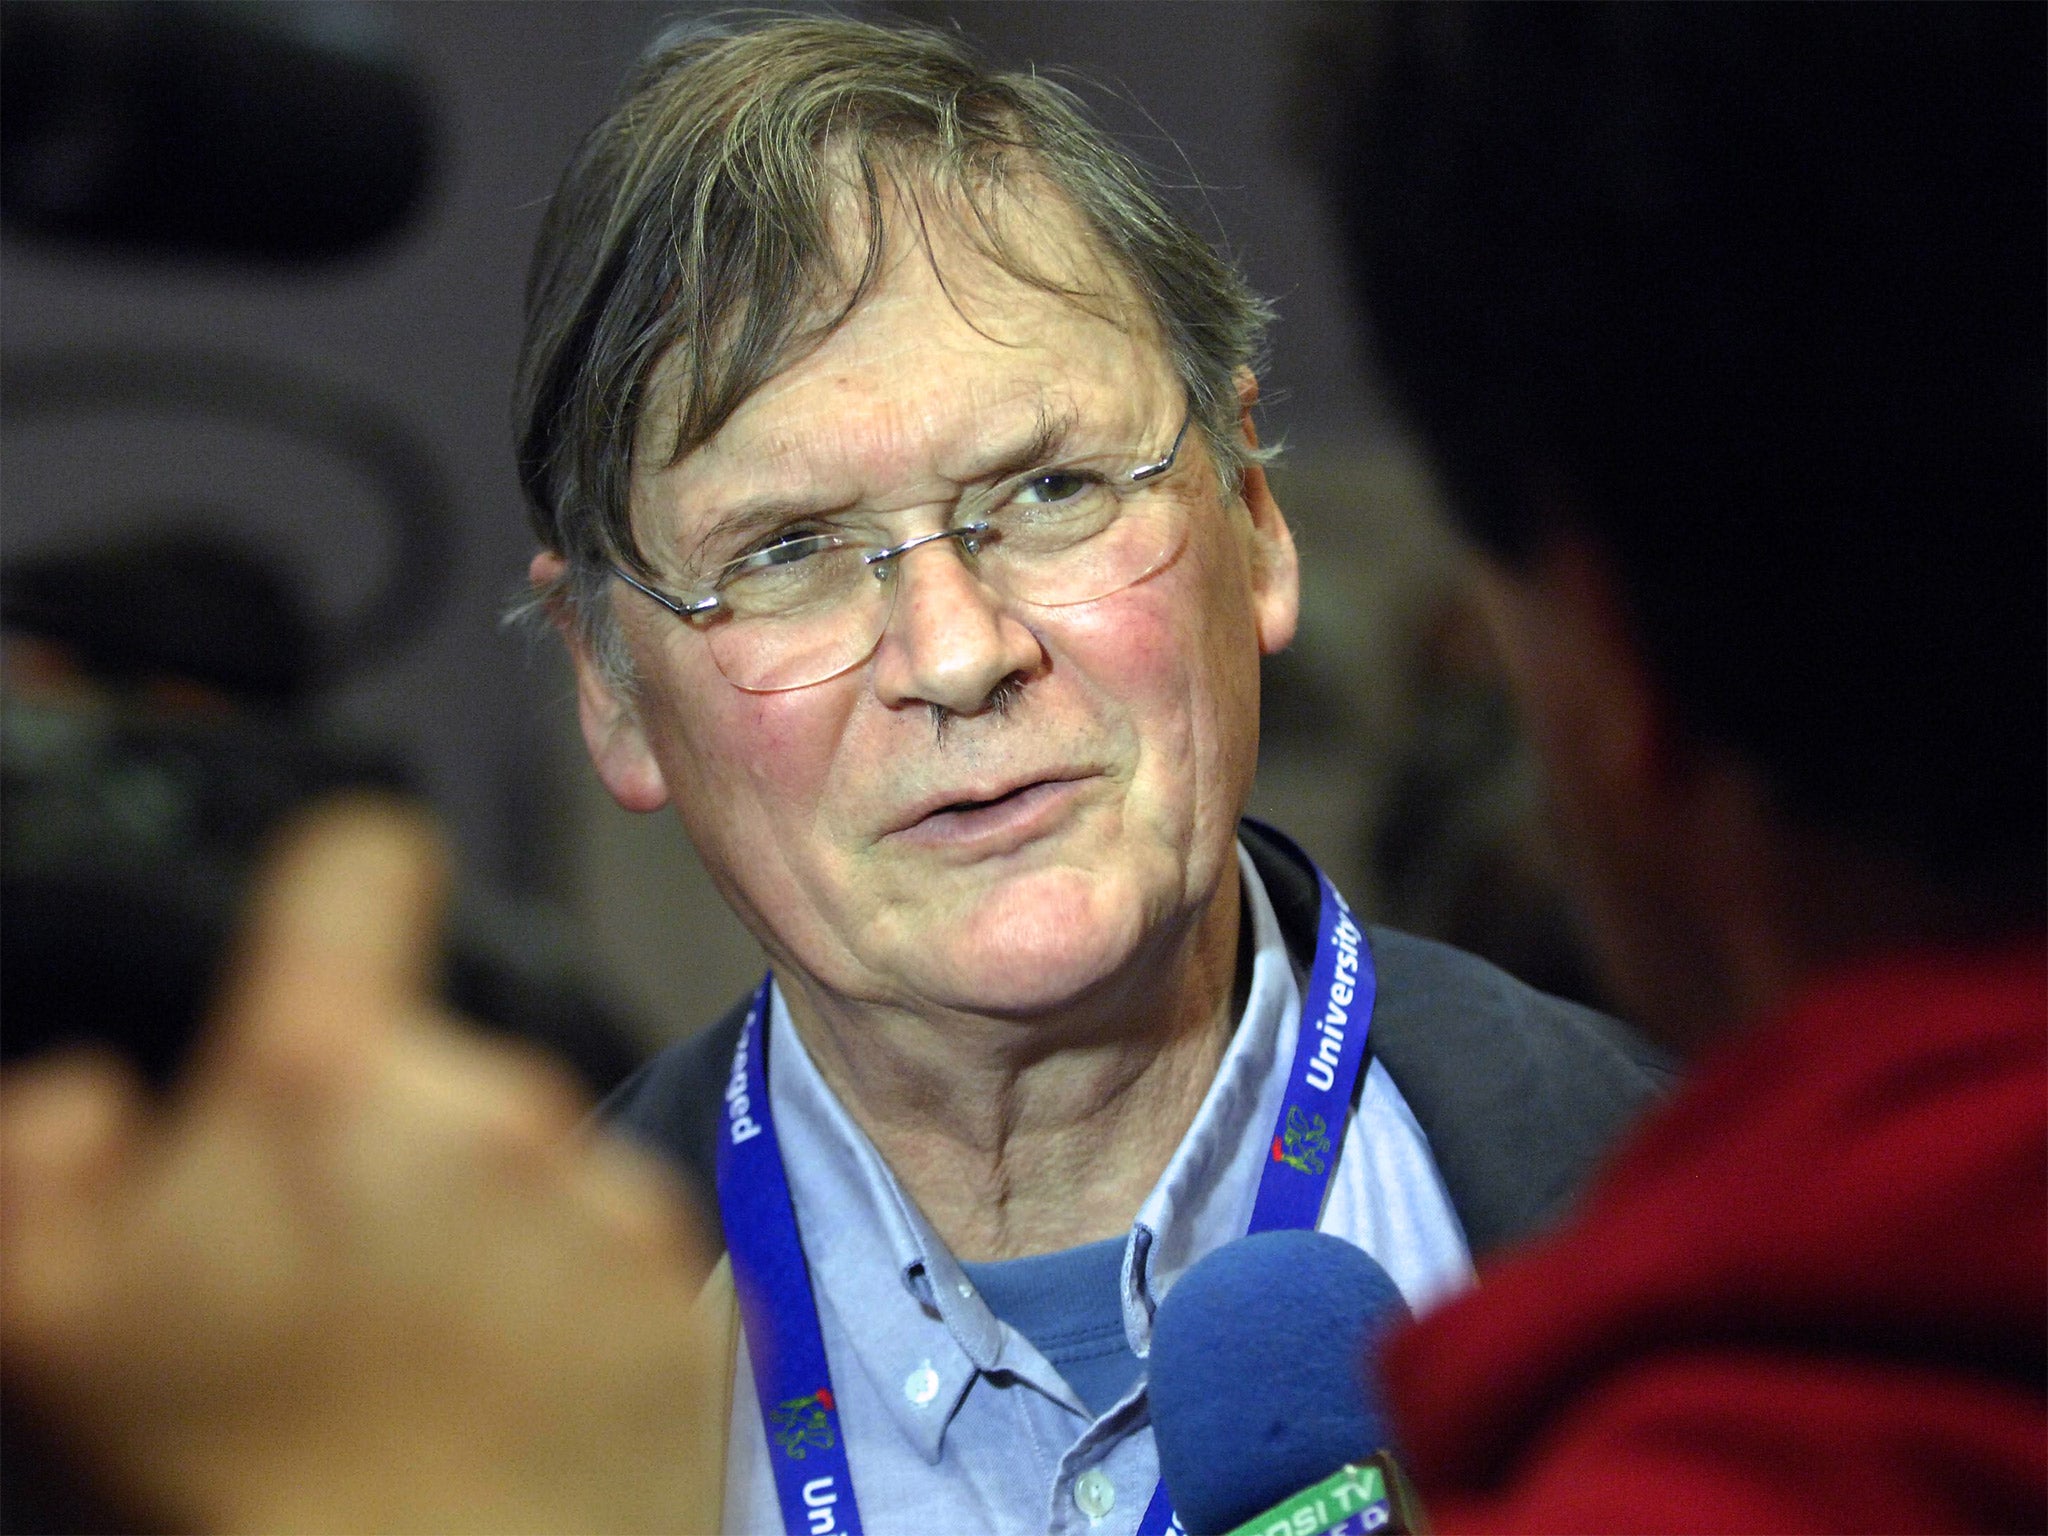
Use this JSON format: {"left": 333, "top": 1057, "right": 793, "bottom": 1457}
{"left": 1385, "top": 940, "right": 2047, "bottom": 1533}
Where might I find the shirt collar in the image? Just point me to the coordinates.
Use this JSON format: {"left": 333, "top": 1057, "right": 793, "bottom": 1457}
{"left": 765, "top": 840, "right": 1303, "bottom": 1456}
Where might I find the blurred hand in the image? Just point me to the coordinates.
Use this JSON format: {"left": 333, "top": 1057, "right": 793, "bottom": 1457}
{"left": 0, "top": 797, "right": 721, "bottom": 1533}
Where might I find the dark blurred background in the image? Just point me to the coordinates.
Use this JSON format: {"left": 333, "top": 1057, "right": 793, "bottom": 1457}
{"left": 1, "top": 1, "right": 1597, "bottom": 1085}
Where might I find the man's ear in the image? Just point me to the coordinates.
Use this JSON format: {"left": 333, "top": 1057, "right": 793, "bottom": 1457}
{"left": 529, "top": 552, "right": 670, "bottom": 814}
{"left": 1232, "top": 368, "right": 1299, "bottom": 656}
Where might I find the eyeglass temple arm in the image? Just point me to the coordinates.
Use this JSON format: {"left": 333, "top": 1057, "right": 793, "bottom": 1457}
{"left": 612, "top": 563, "right": 721, "bottom": 619}
{"left": 1129, "top": 414, "right": 1192, "bottom": 483}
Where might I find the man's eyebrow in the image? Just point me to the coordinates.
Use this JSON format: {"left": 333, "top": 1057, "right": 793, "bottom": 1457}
{"left": 977, "top": 402, "right": 1082, "bottom": 484}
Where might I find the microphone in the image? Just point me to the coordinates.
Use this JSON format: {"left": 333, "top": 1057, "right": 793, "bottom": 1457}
{"left": 1149, "top": 1230, "right": 1423, "bottom": 1535}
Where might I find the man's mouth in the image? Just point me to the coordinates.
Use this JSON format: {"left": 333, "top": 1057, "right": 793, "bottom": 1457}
{"left": 889, "top": 775, "right": 1090, "bottom": 849}
{"left": 935, "top": 782, "right": 1040, "bottom": 817}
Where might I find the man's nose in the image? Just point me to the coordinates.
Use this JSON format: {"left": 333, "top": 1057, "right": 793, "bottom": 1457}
{"left": 869, "top": 534, "right": 1043, "bottom": 717}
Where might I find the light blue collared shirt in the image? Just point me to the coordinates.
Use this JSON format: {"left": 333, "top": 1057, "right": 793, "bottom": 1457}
{"left": 723, "top": 845, "right": 1473, "bottom": 1535}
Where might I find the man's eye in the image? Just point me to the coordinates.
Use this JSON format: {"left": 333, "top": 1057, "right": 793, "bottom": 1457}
{"left": 1012, "top": 470, "right": 1096, "bottom": 505}
{"left": 722, "top": 531, "right": 840, "bottom": 582}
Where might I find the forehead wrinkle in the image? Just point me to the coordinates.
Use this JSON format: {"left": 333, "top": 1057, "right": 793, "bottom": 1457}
{"left": 737, "top": 391, "right": 1095, "bottom": 488}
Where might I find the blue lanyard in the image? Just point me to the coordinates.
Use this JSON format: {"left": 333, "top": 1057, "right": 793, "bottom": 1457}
{"left": 717, "top": 829, "right": 1378, "bottom": 1536}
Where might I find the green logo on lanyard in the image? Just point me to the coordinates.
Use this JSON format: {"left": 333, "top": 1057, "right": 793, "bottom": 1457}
{"left": 770, "top": 1389, "right": 838, "bottom": 1459}
{"left": 1271, "top": 1106, "right": 1331, "bottom": 1175}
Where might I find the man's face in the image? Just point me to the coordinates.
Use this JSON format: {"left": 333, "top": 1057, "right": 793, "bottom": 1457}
{"left": 561, "top": 202, "right": 1297, "bottom": 1022}
{"left": 1473, "top": 539, "right": 1745, "bottom": 1055}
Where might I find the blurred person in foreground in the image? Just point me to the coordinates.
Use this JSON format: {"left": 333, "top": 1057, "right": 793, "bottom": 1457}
{"left": 1305, "top": 4, "right": 2046, "bottom": 1529}
{"left": 515, "top": 17, "right": 1661, "bottom": 1531}
{"left": 0, "top": 799, "right": 725, "bottom": 1533}
{"left": 1, "top": 531, "right": 651, "bottom": 1100}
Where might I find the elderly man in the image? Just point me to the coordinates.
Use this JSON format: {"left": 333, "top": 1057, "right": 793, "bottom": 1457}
{"left": 518, "top": 17, "right": 1661, "bottom": 1535}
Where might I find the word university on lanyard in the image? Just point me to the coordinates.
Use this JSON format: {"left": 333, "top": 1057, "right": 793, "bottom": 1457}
{"left": 1136, "top": 830, "right": 1376, "bottom": 1536}
{"left": 718, "top": 830, "right": 1377, "bottom": 1536}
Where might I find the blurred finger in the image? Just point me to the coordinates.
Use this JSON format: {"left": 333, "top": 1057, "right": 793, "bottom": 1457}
{"left": 0, "top": 1052, "right": 149, "bottom": 1360}
{"left": 574, "top": 1130, "right": 716, "bottom": 1282}
{"left": 202, "top": 795, "right": 451, "bottom": 1090}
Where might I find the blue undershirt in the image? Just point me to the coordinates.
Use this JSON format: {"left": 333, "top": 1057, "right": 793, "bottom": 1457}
{"left": 959, "top": 1237, "right": 1142, "bottom": 1418}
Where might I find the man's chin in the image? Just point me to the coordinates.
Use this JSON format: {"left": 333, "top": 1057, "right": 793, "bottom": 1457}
{"left": 919, "top": 953, "right": 1133, "bottom": 1021}
{"left": 878, "top": 871, "right": 1155, "bottom": 1020}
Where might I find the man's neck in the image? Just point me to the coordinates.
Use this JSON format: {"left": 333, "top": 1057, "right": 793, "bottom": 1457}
{"left": 777, "top": 873, "right": 1248, "bottom": 1262}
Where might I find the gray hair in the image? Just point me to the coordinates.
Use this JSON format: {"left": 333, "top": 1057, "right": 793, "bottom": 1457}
{"left": 514, "top": 13, "right": 1274, "bottom": 691}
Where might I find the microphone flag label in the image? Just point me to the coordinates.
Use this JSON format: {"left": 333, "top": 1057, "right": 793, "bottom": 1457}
{"left": 1220, "top": 1461, "right": 1399, "bottom": 1536}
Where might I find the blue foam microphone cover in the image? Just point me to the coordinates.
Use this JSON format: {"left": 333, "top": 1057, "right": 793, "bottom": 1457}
{"left": 1149, "top": 1229, "right": 1412, "bottom": 1536}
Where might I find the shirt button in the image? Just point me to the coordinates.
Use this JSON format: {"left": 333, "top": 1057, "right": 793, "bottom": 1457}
{"left": 904, "top": 1363, "right": 940, "bottom": 1407}
{"left": 1074, "top": 1469, "right": 1116, "bottom": 1522}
